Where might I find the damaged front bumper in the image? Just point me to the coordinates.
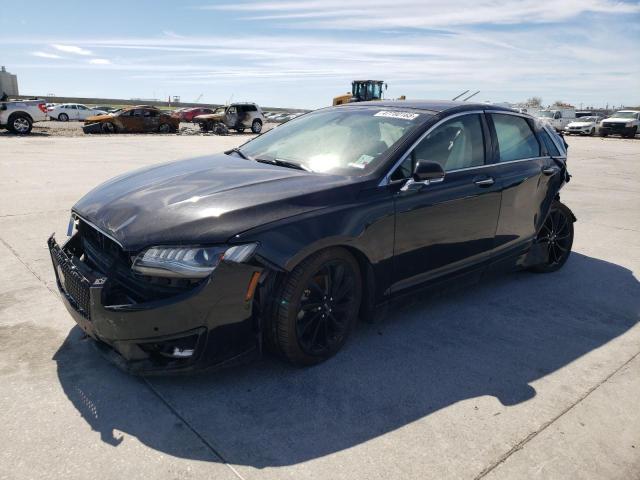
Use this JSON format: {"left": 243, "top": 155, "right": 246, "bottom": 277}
{"left": 48, "top": 234, "right": 262, "bottom": 374}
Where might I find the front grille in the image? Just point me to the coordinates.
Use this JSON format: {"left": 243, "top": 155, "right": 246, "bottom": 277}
{"left": 51, "top": 244, "right": 92, "bottom": 319}
{"left": 602, "top": 122, "right": 626, "bottom": 130}
{"left": 79, "top": 220, "right": 128, "bottom": 272}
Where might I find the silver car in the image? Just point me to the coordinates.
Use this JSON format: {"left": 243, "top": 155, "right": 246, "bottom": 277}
{"left": 194, "top": 102, "right": 265, "bottom": 133}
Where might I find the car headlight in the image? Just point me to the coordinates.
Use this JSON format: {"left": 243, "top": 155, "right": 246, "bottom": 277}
{"left": 132, "top": 243, "right": 257, "bottom": 278}
{"left": 626, "top": 122, "right": 634, "bottom": 127}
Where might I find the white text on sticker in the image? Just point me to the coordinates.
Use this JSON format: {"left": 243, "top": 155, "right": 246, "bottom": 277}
{"left": 374, "top": 111, "right": 419, "bottom": 120}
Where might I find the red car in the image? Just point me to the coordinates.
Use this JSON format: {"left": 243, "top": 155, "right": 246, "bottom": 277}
{"left": 173, "top": 107, "right": 216, "bottom": 122}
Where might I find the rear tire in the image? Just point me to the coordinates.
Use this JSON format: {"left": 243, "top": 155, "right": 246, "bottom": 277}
{"left": 58, "top": 113, "right": 69, "bottom": 122}
{"left": 251, "top": 119, "right": 262, "bottom": 133}
{"left": 529, "top": 201, "right": 574, "bottom": 273}
{"left": 158, "top": 123, "right": 171, "bottom": 133}
{"left": 8, "top": 114, "right": 32, "bottom": 134}
{"left": 268, "top": 248, "right": 362, "bottom": 366}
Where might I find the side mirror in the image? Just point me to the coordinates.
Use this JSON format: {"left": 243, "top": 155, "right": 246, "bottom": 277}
{"left": 401, "top": 160, "right": 445, "bottom": 192}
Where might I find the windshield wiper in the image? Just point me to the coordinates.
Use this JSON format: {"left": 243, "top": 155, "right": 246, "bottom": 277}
{"left": 255, "top": 158, "right": 312, "bottom": 172}
{"left": 224, "top": 147, "right": 252, "bottom": 160}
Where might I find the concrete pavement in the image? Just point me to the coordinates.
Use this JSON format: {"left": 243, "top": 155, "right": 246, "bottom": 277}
{"left": 0, "top": 134, "right": 638, "bottom": 480}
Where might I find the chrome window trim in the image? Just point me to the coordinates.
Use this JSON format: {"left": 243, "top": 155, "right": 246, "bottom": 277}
{"left": 380, "top": 110, "right": 484, "bottom": 186}
{"left": 386, "top": 155, "right": 552, "bottom": 184}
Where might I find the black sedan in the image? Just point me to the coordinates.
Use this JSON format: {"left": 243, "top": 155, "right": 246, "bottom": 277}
{"left": 48, "top": 100, "right": 574, "bottom": 374}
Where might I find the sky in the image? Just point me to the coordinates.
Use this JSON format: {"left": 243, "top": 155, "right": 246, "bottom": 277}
{"left": 1, "top": 0, "right": 639, "bottom": 109}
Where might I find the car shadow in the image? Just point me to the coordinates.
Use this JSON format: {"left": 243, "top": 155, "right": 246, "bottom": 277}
{"left": 54, "top": 252, "right": 639, "bottom": 467}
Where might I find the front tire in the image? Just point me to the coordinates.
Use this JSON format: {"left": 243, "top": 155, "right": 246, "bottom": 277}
{"left": 101, "top": 122, "right": 116, "bottom": 134}
{"left": 529, "top": 201, "right": 574, "bottom": 273}
{"left": 158, "top": 123, "right": 171, "bottom": 133}
{"left": 58, "top": 113, "right": 69, "bottom": 122}
{"left": 589, "top": 127, "right": 595, "bottom": 136}
{"left": 623, "top": 126, "right": 637, "bottom": 139}
{"left": 269, "top": 248, "right": 362, "bottom": 366}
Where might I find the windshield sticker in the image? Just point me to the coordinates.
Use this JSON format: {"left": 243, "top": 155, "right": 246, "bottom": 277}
{"left": 348, "top": 154, "right": 375, "bottom": 169}
{"left": 374, "top": 111, "right": 419, "bottom": 121}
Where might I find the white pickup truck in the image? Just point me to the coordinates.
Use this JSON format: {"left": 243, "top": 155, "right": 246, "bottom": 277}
{"left": 535, "top": 108, "right": 576, "bottom": 132}
{"left": 0, "top": 99, "right": 49, "bottom": 134}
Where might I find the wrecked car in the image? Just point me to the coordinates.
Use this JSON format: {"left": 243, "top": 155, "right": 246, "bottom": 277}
{"left": 82, "top": 106, "right": 179, "bottom": 134}
{"left": 48, "top": 100, "right": 574, "bottom": 374}
{"left": 194, "top": 102, "right": 265, "bottom": 133}
{"left": 172, "top": 107, "right": 216, "bottom": 122}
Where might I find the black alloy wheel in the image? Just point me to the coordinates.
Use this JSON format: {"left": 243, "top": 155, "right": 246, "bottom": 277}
{"left": 270, "top": 248, "right": 361, "bottom": 365}
{"left": 530, "top": 201, "right": 574, "bottom": 273}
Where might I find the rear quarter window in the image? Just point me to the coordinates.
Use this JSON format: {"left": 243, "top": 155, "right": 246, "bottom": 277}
{"left": 491, "top": 114, "right": 540, "bottom": 162}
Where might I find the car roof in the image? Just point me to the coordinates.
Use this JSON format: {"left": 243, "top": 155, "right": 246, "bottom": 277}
{"left": 345, "top": 99, "right": 514, "bottom": 114}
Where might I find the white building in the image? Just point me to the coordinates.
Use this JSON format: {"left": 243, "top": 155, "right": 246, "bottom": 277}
{"left": 0, "top": 66, "right": 19, "bottom": 97}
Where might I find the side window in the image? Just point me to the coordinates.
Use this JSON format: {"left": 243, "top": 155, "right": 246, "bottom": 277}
{"left": 228, "top": 107, "right": 237, "bottom": 114}
{"left": 143, "top": 109, "right": 158, "bottom": 117}
{"left": 77, "top": 105, "right": 87, "bottom": 110}
{"left": 491, "top": 114, "right": 540, "bottom": 162}
{"left": 390, "top": 114, "right": 485, "bottom": 180}
{"left": 538, "top": 128, "right": 560, "bottom": 156}
{"left": 245, "top": 105, "right": 257, "bottom": 112}
{"left": 70, "top": 105, "right": 78, "bottom": 110}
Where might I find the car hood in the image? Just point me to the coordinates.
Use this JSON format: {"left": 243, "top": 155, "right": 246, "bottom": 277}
{"left": 602, "top": 118, "right": 633, "bottom": 124}
{"left": 194, "top": 113, "right": 224, "bottom": 122}
{"left": 567, "top": 121, "right": 593, "bottom": 127}
{"left": 72, "top": 154, "right": 356, "bottom": 250}
{"left": 85, "top": 114, "right": 112, "bottom": 123}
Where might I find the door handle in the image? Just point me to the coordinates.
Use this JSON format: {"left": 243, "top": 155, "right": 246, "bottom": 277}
{"left": 474, "top": 177, "right": 495, "bottom": 187}
{"left": 542, "top": 167, "right": 558, "bottom": 176}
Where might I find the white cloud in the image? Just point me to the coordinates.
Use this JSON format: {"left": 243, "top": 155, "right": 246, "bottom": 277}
{"left": 89, "top": 58, "right": 111, "bottom": 65}
{"left": 32, "top": 51, "right": 63, "bottom": 59}
{"left": 202, "top": 0, "right": 640, "bottom": 29}
{"left": 51, "top": 44, "right": 92, "bottom": 55}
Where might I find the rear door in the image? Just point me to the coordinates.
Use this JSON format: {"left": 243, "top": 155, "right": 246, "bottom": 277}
{"left": 68, "top": 104, "right": 79, "bottom": 120}
{"left": 390, "top": 111, "right": 502, "bottom": 292}
{"left": 486, "top": 111, "right": 555, "bottom": 256}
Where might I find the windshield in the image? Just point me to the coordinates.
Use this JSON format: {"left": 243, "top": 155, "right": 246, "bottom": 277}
{"left": 538, "top": 111, "right": 555, "bottom": 118}
{"left": 212, "top": 107, "right": 225, "bottom": 114}
{"left": 610, "top": 111, "right": 637, "bottom": 119}
{"left": 240, "top": 108, "right": 428, "bottom": 175}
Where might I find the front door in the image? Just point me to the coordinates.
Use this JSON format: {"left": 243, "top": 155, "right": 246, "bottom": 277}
{"left": 224, "top": 106, "right": 238, "bottom": 128}
{"left": 390, "top": 112, "right": 502, "bottom": 292}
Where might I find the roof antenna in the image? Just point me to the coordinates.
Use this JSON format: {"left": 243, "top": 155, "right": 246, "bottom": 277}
{"left": 451, "top": 90, "right": 469, "bottom": 101}
{"left": 463, "top": 91, "right": 480, "bottom": 101}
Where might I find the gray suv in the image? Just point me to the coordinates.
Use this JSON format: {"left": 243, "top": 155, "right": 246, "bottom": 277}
{"left": 194, "top": 102, "right": 265, "bottom": 134}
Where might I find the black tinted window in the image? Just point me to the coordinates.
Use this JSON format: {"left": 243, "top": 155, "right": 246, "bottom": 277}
{"left": 538, "top": 128, "right": 560, "bottom": 156}
{"left": 391, "top": 114, "right": 485, "bottom": 180}
{"left": 491, "top": 114, "right": 540, "bottom": 161}
{"left": 244, "top": 105, "right": 257, "bottom": 112}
